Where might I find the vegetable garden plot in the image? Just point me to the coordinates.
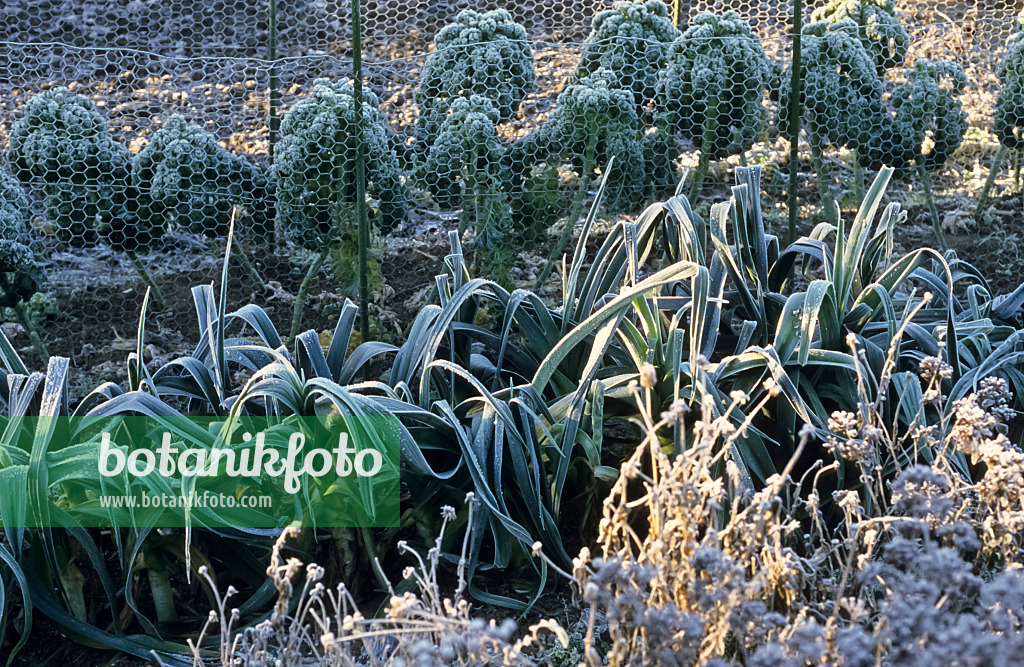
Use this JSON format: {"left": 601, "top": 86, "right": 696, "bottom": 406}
{"left": 2, "top": 0, "right": 1024, "bottom": 389}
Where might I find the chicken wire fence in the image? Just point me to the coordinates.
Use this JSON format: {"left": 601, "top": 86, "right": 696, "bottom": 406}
{"left": 1, "top": 0, "right": 1023, "bottom": 382}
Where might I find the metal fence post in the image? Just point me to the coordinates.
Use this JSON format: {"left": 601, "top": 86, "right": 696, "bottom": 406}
{"left": 268, "top": 0, "right": 280, "bottom": 158}
{"left": 352, "top": 0, "right": 371, "bottom": 345}
{"left": 787, "top": 0, "right": 802, "bottom": 245}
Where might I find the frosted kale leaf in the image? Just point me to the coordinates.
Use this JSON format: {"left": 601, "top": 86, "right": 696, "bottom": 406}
{"left": 811, "top": 0, "right": 909, "bottom": 74}
{"left": 576, "top": 0, "right": 680, "bottom": 109}
{"left": 132, "top": 114, "right": 273, "bottom": 244}
{"left": 7, "top": 87, "right": 133, "bottom": 246}
{"left": 0, "top": 171, "right": 32, "bottom": 245}
{"left": 415, "top": 9, "right": 534, "bottom": 149}
{"left": 273, "top": 79, "right": 407, "bottom": 250}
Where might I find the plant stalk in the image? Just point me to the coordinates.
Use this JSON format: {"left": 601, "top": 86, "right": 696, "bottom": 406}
{"left": 11, "top": 301, "right": 49, "bottom": 364}
{"left": 809, "top": 129, "right": 837, "bottom": 225}
{"left": 352, "top": 0, "right": 371, "bottom": 350}
{"left": 689, "top": 92, "right": 720, "bottom": 202}
{"left": 267, "top": 0, "right": 280, "bottom": 158}
{"left": 535, "top": 130, "right": 598, "bottom": 289}
{"left": 975, "top": 143, "right": 1007, "bottom": 222}
{"left": 787, "top": 0, "right": 803, "bottom": 245}
{"left": 288, "top": 248, "right": 329, "bottom": 346}
{"left": 126, "top": 249, "right": 166, "bottom": 307}
{"left": 917, "top": 165, "right": 947, "bottom": 251}
{"left": 231, "top": 238, "right": 268, "bottom": 293}
{"left": 851, "top": 148, "right": 865, "bottom": 204}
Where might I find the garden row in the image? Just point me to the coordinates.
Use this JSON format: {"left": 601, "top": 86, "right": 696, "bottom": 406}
{"left": 3, "top": 158, "right": 1024, "bottom": 662}
{"left": 7, "top": 2, "right": 1024, "bottom": 346}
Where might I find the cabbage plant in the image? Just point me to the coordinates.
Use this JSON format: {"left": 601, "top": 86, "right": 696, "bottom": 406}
{"left": 7, "top": 87, "right": 133, "bottom": 247}
{"left": 423, "top": 95, "right": 513, "bottom": 282}
{"left": 0, "top": 240, "right": 49, "bottom": 362}
{"left": 858, "top": 59, "right": 967, "bottom": 247}
{"left": 777, "top": 19, "right": 881, "bottom": 223}
{"left": 575, "top": 0, "right": 679, "bottom": 109}
{"left": 415, "top": 9, "right": 535, "bottom": 150}
{"left": 979, "top": 16, "right": 1024, "bottom": 220}
{"left": 513, "top": 67, "right": 648, "bottom": 285}
{"left": 273, "top": 79, "right": 408, "bottom": 340}
{"left": 0, "top": 171, "right": 32, "bottom": 245}
{"left": 656, "top": 11, "right": 770, "bottom": 199}
{"left": 133, "top": 114, "right": 273, "bottom": 243}
{"left": 811, "top": 0, "right": 909, "bottom": 74}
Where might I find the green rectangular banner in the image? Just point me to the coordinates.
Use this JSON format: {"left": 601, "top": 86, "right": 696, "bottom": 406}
{"left": 0, "top": 414, "right": 400, "bottom": 528}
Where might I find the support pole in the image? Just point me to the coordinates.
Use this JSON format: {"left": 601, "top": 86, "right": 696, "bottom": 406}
{"left": 787, "top": 0, "right": 803, "bottom": 245}
{"left": 268, "top": 0, "right": 280, "bottom": 158}
{"left": 352, "top": 0, "right": 371, "bottom": 346}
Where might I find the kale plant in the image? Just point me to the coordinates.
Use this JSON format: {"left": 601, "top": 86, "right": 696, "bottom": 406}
{"left": 133, "top": 114, "right": 273, "bottom": 244}
{"left": 423, "top": 95, "right": 503, "bottom": 210}
{"left": 415, "top": 9, "right": 535, "bottom": 150}
{"left": 422, "top": 95, "right": 514, "bottom": 282}
{"left": 273, "top": 79, "right": 408, "bottom": 339}
{"left": 979, "top": 17, "right": 1024, "bottom": 221}
{"left": 777, "top": 19, "right": 881, "bottom": 222}
{"left": 0, "top": 240, "right": 49, "bottom": 362}
{"left": 858, "top": 60, "right": 967, "bottom": 176}
{"left": 996, "top": 18, "right": 1024, "bottom": 150}
{"left": 811, "top": 0, "right": 909, "bottom": 74}
{"left": 527, "top": 67, "right": 647, "bottom": 213}
{"left": 575, "top": 0, "right": 680, "bottom": 109}
{"left": 0, "top": 170, "right": 32, "bottom": 245}
{"left": 858, "top": 59, "right": 967, "bottom": 246}
{"left": 656, "top": 10, "right": 770, "bottom": 198}
{"left": 7, "top": 87, "right": 132, "bottom": 246}
{"left": 514, "top": 67, "right": 648, "bottom": 285}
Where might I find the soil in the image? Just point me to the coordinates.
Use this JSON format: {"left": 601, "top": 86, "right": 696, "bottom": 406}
{"left": 4, "top": 2, "right": 1024, "bottom": 664}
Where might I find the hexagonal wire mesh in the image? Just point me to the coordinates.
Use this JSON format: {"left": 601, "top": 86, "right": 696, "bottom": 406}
{"left": 1, "top": 0, "right": 1023, "bottom": 395}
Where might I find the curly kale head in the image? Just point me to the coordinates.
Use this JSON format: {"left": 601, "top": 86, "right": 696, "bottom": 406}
{"left": 0, "top": 171, "right": 32, "bottom": 245}
{"left": 133, "top": 114, "right": 272, "bottom": 244}
{"left": 415, "top": 9, "right": 535, "bottom": 149}
{"left": 273, "top": 79, "right": 407, "bottom": 249}
{"left": 656, "top": 11, "right": 770, "bottom": 159}
{"left": 423, "top": 95, "right": 503, "bottom": 209}
{"left": 7, "top": 87, "right": 132, "bottom": 246}
{"left": 529, "top": 67, "right": 648, "bottom": 212}
{"left": 0, "top": 240, "right": 44, "bottom": 309}
{"left": 811, "top": 0, "right": 908, "bottom": 74}
{"left": 776, "top": 19, "right": 881, "bottom": 150}
{"left": 576, "top": 0, "right": 679, "bottom": 108}
{"left": 995, "top": 22, "right": 1024, "bottom": 149}
{"left": 859, "top": 59, "right": 967, "bottom": 176}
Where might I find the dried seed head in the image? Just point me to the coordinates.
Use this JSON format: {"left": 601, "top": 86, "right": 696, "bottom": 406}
{"left": 640, "top": 362, "right": 658, "bottom": 389}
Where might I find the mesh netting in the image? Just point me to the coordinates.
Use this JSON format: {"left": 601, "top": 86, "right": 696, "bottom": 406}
{"left": 2, "top": 0, "right": 1023, "bottom": 394}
